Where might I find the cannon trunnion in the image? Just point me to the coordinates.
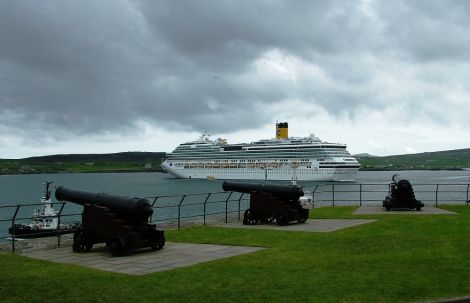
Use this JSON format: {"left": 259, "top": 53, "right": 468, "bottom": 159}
{"left": 383, "top": 176, "right": 424, "bottom": 211}
{"left": 55, "top": 186, "right": 165, "bottom": 256}
{"left": 223, "top": 181, "right": 312, "bottom": 226}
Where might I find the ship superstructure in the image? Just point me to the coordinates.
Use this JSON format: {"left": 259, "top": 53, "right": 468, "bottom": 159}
{"left": 161, "top": 123, "right": 360, "bottom": 181}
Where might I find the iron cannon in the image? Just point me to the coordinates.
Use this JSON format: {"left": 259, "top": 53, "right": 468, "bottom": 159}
{"left": 55, "top": 186, "right": 165, "bottom": 256}
{"left": 55, "top": 186, "right": 153, "bottom": 223}
{"left": 383, "top": 175, "right": 424, "bottom": 211}
{"left": 223, "top": 181, "right": 313, "bottom": 226}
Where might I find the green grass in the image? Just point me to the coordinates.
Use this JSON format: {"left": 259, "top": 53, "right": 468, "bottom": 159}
{"left": 2, "top": 206, "right": 470, "bottom": 302}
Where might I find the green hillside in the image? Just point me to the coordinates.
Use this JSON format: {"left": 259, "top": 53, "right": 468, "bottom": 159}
{"left": 358, "top": 148, "right": 470, "bottom": 170}
{"left": 0, "top": 152, "right": 166, "bottom": 174}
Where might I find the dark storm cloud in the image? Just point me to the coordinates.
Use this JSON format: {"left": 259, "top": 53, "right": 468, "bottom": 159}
{"left": 374, "top": 0, "right": 470, "bottom": 62}
{"left": 0, "top": 1, "right": 155, "bottom": 135}
{"left": 138, "top": 1, "right": 370, "bottom": 61}
{"left": 0, "top": 0, "right": 469, "bottom": 145}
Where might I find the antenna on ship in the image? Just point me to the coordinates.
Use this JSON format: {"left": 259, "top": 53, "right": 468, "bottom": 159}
{"left": 199, "top": 130, "right": 211, "bottom": 141}
{"left": 44, "top": 181, "right": 53, "bottom": 200}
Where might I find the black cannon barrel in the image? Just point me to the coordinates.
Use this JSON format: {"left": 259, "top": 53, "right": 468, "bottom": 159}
{"left": 55, "top": 186, "right": 153, "bottom": 222}
{"left": 222, "top": 181, "right": 304, "bottom": 200}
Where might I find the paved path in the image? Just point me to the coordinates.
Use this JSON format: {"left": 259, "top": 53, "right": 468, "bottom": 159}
{"left": 20, "top": 242, "right": 264, "bottom": 275}
{"left": 212, "top": 219, "right": 376, "bottom": 232}
{"left": 354, "top": 205, "right": 457, "bottom": 215}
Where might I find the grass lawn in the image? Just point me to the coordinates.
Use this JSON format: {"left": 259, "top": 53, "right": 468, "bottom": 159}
{"left": 1, "top": 206, "right": 470, "bottom": 302}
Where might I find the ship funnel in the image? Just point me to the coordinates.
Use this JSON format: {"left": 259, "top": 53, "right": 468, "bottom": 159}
{"left": 276, "top": 122, "right": 288, "bottom": 139}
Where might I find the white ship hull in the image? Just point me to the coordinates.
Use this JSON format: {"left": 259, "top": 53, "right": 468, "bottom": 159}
{"left": 163, "top": 165, "right": 358, "bottom": 181}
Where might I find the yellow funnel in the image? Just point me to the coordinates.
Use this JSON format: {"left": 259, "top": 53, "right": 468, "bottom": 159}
{"left": 276, "top": 122, "right": 288, "bottom": 139}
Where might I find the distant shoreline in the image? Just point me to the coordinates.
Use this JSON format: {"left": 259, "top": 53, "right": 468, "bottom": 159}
{"left": 2, "top": 148, "right": 470, "bottom": 175}
{"left": 0, "top": 169, "right": 166, "bottom": 175}
{"left": 1, "top": 168, "right": 468, "bottom": 176}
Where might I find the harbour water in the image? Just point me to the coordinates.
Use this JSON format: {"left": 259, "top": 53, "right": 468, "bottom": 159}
{"left": 1, "top": 170, "right": 469, "bottom": 240}
{"left": 1, "top": 170, "right": 469, "bottom": 204}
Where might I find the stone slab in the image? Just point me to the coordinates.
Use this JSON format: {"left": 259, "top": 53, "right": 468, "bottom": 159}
{"left": 354, "top": 205, "right": 458, "bottom": 215}
{"left": 20, "top": 242, "right": 264, "bottom": 275}
{"left": 212, "top": 219, "right": 376, "bottom": 233}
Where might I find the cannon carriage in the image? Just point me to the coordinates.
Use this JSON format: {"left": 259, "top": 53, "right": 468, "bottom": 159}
{"left": 383, "top": 175, "right": 424, "bottom": 211}
{"left": 55, "top": 186, "right": 165, "bottom": 256}
{"left": 223, "top": 181, "right": 313, "bottom": 226}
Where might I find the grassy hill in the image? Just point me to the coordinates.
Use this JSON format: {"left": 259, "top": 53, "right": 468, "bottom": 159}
{"left": 0, "top": 152, "right": 166, "bottom": 174}
{"left": 358, "top": 148, "right": 470, "bottom": 170}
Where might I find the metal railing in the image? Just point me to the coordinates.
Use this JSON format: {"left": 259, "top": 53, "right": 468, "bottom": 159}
{"left": 145, "top": 191, "right": 248, "bottom": 229}
{"left": 0, "top": 191, "right": 249, "bottom": 253}
{"left": 1, "top": 183, "right": 469, "bottom": 253}
{"left": 0, "top": 201, "right": 82, "bottom": 253}
{"left": 305, "top": 183, "right": 470, "bottom": 207}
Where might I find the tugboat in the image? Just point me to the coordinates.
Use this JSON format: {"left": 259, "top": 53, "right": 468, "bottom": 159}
{"left": 8, "top": 182, "right": 81, "bottom": 238}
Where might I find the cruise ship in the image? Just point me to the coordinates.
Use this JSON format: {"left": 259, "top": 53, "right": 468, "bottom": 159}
{"left": 161, "top": 123, "right": 360, "bottom": 181}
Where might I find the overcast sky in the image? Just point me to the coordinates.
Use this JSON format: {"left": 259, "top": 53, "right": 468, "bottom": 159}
{"left": 1, "top": 0, "right": 470, "bottom": 159}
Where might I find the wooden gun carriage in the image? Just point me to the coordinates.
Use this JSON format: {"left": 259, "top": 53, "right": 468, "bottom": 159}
{"left": 55, "top": 186, "right": 165, "bottom": 256}
{"left": 223, "top": 181, "right": 313, "bottom": 226}
{"left": 383, "top": 175, "right": 424, "bottom": 211}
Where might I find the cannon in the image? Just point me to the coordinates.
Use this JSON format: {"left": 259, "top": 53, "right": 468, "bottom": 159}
{"left": 55, "top": 186, "right": 165, "bottom": 256}
{"left": 383, "top": 175, "right": 424, "bottom": 211}
{"left": 223, "top": 181, "right": 313, "bottom": 226}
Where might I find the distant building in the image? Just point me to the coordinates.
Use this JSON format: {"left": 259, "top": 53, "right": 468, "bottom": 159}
{"left": 19, "top": 165, "right": 34, "bottom": 173}
{"left": 144, "top": 162, "right": 152, "bottom": 169}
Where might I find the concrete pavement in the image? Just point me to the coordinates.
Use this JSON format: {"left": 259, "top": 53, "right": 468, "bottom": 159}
{"left": 20, "top": 241, "right": 265, "bottom": 275}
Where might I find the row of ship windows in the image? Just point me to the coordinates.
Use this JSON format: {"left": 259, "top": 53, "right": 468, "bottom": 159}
{"left": 168, "top": 154, "right": 351, "bottom": 160}
{"left": 178, "top": 159, "right": 310, "bottom": 163}
{"left": 173, "top": 146, "right": 348, "bottom": 151}
{"left": 180, "top": 165, "right": 312, "bottom": 169}
{"left": 182, "top": 169, "right": 355, "bottom": 173}
{"left": 171, "top": 161, "right": 357, "bottom": 167}
{"left": 176, "top": 146, "right": 347, "bottom": 151}
{"left": 168, "top": 152, "right": 351, "bottom": 158}
{"left": 173, "top": 149, "right": 350, "bottom": 154}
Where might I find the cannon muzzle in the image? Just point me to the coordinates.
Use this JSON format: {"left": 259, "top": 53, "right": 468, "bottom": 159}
{"left": 222, "top": 181, "right": 304, "bottom": 201}
{"left": 55, "top": 186, "right": 153, "bottom": 223}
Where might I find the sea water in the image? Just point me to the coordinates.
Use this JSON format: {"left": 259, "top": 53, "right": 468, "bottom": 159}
{"left": 1, "top": 170, "right": 469, "bottom": 240}
{"left": 1, "top": 170, "right": 469, "bottom": 203}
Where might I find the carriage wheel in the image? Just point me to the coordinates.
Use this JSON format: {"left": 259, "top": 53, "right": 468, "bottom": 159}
{"left": 297, "top": 209, "right": 309, "bottom": 223}
{"left": 72, "top": 229, "right": 93, "bottom": 252}
{"left": 243, "top": 209, "right": 259, "bottom": 225}
{"left": 107, "top": 236, "right": 127, "bottom": 257}
{"left": 276, "top": 214, "right": 289, "bottom": 226}
{"left": 261, "top": 215, "right": 275, "bottom": 224}
{"left": 151, "top": 233, "right": 166, "bottom": 251}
